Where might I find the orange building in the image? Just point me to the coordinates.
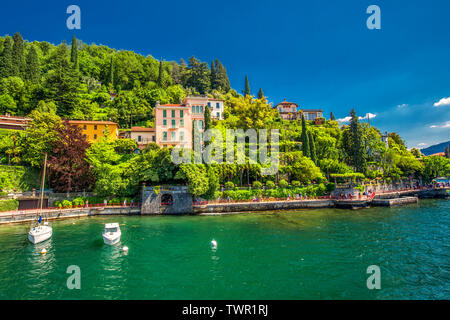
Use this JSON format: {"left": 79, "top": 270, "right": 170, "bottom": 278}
{"left": 68, "top": 120, "right": 119, "bottom": 143}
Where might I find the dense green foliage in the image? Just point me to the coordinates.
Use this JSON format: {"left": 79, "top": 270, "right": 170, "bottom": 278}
{"left": 0, "top": 33, "right": 448, "bottom": 199}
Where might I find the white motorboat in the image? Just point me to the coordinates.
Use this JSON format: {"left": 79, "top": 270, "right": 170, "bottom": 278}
{"left": 28, "top": 222, "right": 52, "bottom": 244}
{"left": 102, "top": 223, "right": 121, "bottom": 245}
{"left": 28, "top": 153, "right": 53, "bottom": 245}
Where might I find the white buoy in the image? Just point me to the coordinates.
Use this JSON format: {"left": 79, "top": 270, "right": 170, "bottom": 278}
{"left": 40, "top": 248, "right": 47, "bottom": 255}
{"left": 122, "top": 246, "right": 129, "bottom": 252}
{"left": 210, "top": 240, "right": 217, "bottom": 249}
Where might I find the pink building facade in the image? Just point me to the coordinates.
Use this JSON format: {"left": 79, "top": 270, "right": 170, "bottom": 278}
{"left": 274, "top": 100, "right": 299, "bottom": 120}
{"left": 152, "top": 96, "right": 224, "bottom": 149}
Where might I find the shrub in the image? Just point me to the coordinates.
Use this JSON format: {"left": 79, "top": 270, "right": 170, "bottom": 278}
{"left": 265, "top": 181, "right": 275, "bottom": 189}
{"left": 61, "top": 200, "right": 72, "bottom": 208}
{"left": 291, "top": 180, "right": 301, "bottom": 187}
{"left": 326, "top": 182, "right": 336, "bottom": 192}
{"left": 224, "top": 181, "right": 235, "bottom": 189}
{"left": 53, "top": 200, "right": 61, "bottom": 207}
{"left": 279, "top": 179, "right": 289, "bottom": 188}
{"left": 72, "top": 197, "right": 85, "bottom": 207}
{"left": 252, "top": 181, "right": 262, "bottom": 189}
{"left": 0, "top": 199, "right": 18, "bottom": 212}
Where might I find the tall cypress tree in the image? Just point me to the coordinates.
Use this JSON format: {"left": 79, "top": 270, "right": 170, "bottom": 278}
{"left": 308, "top": 131, "right": 317, "bottom": 164}
{"left": 257, "top": 88, "right": 264, "bottom": 99}
{"left": 0, "top": 36, "right": 13, "bottom": 78}
{"left": 12, "top": 32, "right": 25, "bottom": 77}
{"left": 210, "top": 60, "right": 216, "bottom": 90}
{"left": 203, "top": 106, "right": 212, "bottom": 157}
{"left": 25, "top": 45, "right": 40, "bottom": 83}
{"left": 244, "top": 75, "right": 250, "bottom": 96}
{"left": 301, "top": 113, "right": 310, "bottom": 157}
{"left": 157, "top": 60, "right": 164, "bottom": 87}
{"left": 70, "top": 35, "right": 78, "bottom": 71}
{"left": 349, "top": 109, "right": 366, "bottom": 173}
{"left": 330, "top": 112, "right": 336, "bottom": 121}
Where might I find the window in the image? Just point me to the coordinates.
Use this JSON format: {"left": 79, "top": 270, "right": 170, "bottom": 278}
{"left": 180, "top": 131, "right": 184, "bottom": 141}
{"left": 216, "top": 102, "right": 220, "bottom": 109}
{"left": 171, "top": 119, "right": 176, "bottom": 128}
{"left": 180, "top": 119, "right": 184, "bottom": 127}
{"left": 94, "top": 134, "right": 97, "bottom": 140}
{"left": 163, "top": 132, "right": 167, "bottom": 141}
{"left": 200, "top": 106, "right": 203, "bottom": 113}
{"left": 192, "top": 106, "right": 194, "bottom": 113}
{"left": 172, "top": 110, "right": 175, "bottom": 118}
{"left": 207, "top": 102, "right": 211, "bottom": 107}
{"left": 94, "top": 125, "right": 97, "bottom": 130}
{"left": 199, "top": 120, "right": 203, "bottom": 129}
{"left": 171, "top": 131, "right": 176, "bottom": 141}
{"left": 180, "top": 110, "right": 184, "bottom": 118}
{"left": 152, "top": 135, "right": 156, "bottom": 142}
{"left": 163, "top": 110, "right": 167, "bottom": 118}
{"left": 217, "top": 112, "right": 220, "bottom": 118}
{"left": 83, "top": 125, "right": 87, "bottom": 130}
{"left": 138, "top": 135, "right": 142, "bottom": 142}
{"left": 163, "top": 119, "right": 167, "bottom": 126}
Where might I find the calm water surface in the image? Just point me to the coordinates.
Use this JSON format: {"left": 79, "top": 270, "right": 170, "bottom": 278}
{"left": 0, "top": 199, "right": 448, "bottom": 300}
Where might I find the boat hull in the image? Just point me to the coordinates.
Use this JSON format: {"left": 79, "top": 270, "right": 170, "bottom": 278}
{"left": 102, "top": 233, "right": 121, "bottom": 245}
{"left": 28, "top": 226, "right": 52, "bottom": 244}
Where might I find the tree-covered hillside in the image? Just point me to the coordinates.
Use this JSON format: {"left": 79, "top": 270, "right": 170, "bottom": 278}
{"left": 0, "top": 33, "right": 231, "bottom": 127}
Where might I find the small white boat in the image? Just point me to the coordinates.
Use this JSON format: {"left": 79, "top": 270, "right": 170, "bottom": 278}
{"left": 28, "top": 222, "right": 52, "bottom": 244}
{"left": 28, "top": 153, "right": 53, "bottom": 245}
{"left": 102, "top": 223, "right": 121, "bottom": 245}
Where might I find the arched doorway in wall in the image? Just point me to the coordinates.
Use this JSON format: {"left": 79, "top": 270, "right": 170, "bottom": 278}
{"left": 161, "top": 193, "right": 174, "bottom": 206}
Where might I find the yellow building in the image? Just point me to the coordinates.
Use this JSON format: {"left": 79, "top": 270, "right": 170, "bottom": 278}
{"left": 68, "top": 120, "right": 119, "bottom": 143}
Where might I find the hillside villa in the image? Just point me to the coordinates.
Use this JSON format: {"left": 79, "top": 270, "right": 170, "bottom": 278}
{"left": 68, "top": 120, "right": 119, "bottom": 143}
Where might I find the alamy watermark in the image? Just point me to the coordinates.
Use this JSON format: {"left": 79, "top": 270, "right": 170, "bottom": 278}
{"left": 366, "top": 5, "right": 381, "bottom": 30}
{"left": 171, "top": 128, "right": 280, "bottom": 175}
{"left": 66, "top": 265, "right": 81, "bottom": 289}
{"left": 366, "top": 265, "right": 381, "bottom": 290}
{"left": 67, "top": 5, "right": 81, "bottom": 30}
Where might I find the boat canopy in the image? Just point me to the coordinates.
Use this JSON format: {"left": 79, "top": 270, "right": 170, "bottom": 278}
{"left": 105, "top": 223, "right": 120, "bottom": 229}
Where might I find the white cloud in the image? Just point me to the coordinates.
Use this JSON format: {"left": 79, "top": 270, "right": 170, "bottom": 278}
{"left": 429, "top": 121, "right": 450, "bottom": 129}
{"left": 397, "top": 104, "right": 408, "bottom": 108}
{"left": 433, "top": 97, "right": 450, "bottom": 107}
{"left": 417, "top": 143, "right": 427, "bottom": 147}
{"left": 337, "top": 113, "right": 377, "bottom": 123}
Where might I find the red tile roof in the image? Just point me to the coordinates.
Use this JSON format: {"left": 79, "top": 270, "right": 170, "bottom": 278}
{"left": 67, "top": 120, "right": 118, "bottom": 125}
{"left": 131, "top": 126, "right": 155, "bottom": 132}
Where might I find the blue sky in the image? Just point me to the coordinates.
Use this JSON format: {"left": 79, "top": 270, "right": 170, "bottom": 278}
{"left": 1, "top": 0, "right": 449, "bottom": 148}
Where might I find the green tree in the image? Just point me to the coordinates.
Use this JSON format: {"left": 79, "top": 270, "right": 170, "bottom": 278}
{"left": 349, "top": 109, "right": 366, "bottom": 173}
{"left": 12, "top": 32, "right": 25, "bottom": 78}
{"left": 157, "top": 60, "right": 164, "bottom": 87}
{"left": 301, "top": 113, "right": 310, "bottom": 157}
{"left": 25, "top": 45, "right": 40, "bottom": 84}
{"left": 0, "top": 37, "right": 13, "bottom": 78}
{"left": 210, "top": 60, "right": 216, "bottom": 90}
{"left": 42, "top": 43, "right": 80, "bottom": 116}
{"left": 107, "top": 55, "right": 114, "bottom": 86}
{"left": 213, "top": 59, "right": 230, "bottom": 92}
{"left": 244, "top": 74, "right": 250, "bottom": 96}
{"left": 70, "top": 35, "right": 79, "bottom": 72}
{"left": 257, "top": 88, "right": 264, "bottom": 99}
{"left": 308, "top": 131, "right": 317, "bottom": 164}
{"left": 330, "top": 112, "right": 336, "bottom": 121}
{"left": 20, "top": 108, "right": 63, "bottom": 167}
{"left": 186, "top": 56, "right": 210, "bottom": 94}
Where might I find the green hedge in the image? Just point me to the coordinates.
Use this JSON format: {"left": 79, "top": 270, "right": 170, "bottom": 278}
{"left": 0, "top": 199, "right": 19, "bottom": 212}
{"left": 221, "top": 184, "right": 327, "bottom": 201}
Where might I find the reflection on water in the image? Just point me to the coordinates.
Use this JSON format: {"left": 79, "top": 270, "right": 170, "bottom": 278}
{"left": 0, "top": 200, "right": 449, "bottom": 299}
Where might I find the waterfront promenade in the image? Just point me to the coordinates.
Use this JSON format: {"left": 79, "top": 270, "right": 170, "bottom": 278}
{"left": 0, "top": 187, "right": 448, "bottom": 224}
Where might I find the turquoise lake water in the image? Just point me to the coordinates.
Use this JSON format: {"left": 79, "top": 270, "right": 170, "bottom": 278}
{"left": 0, "top": 199, "right": 448, "bottom": 300}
